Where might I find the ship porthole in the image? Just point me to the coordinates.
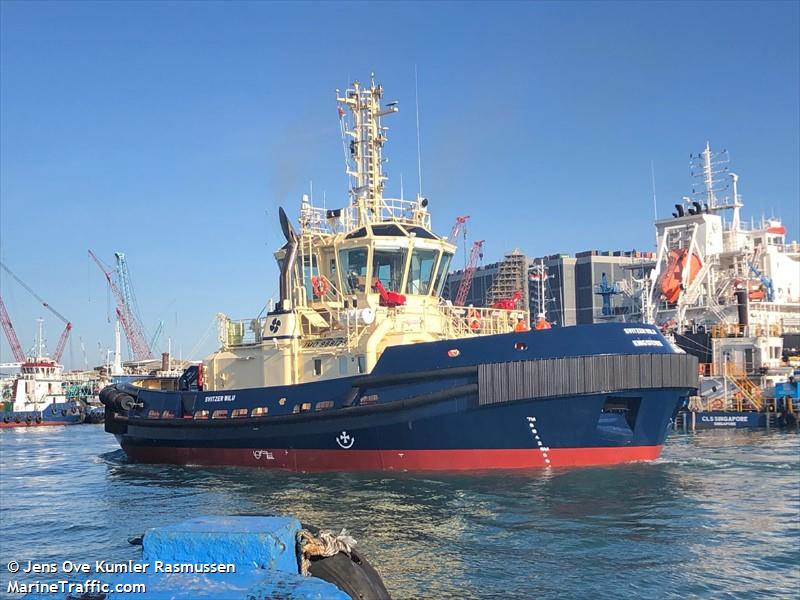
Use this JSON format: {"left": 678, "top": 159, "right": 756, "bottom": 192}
{"left": 514, "top": 342, "right": 528, "bottom": 351}
{"left": 447, "top": 349, "right": 460, "bottom": 358}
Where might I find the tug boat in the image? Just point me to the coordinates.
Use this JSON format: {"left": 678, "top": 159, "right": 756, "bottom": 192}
{"left": 101, "top": 77, "right": 698, "bottom": 471}
{"left": 0, "top": 325, "right": 83, "bottom": 428}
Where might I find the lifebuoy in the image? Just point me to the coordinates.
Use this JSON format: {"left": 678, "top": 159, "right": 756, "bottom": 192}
{"left": 311, "top": 276, "right": 330, "bottom": 298}
{"left": 467, "top": 308, "right": 481, "bottom": 331}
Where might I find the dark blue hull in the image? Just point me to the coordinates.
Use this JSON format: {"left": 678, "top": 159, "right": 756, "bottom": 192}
{"left": 104, "top": 324, "right": 698, "bottom": 471}
{"left": 0, "top": 400, "right": 84, "bottom": 428}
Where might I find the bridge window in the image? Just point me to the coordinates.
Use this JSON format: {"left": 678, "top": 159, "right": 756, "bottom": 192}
{"left": 433, "top": 252, "right": 454, "bottom": 297}
{"left": 406, "top": 248, "right": 439, "bottom": 295}
{"left": 293, "top": 402, "right": 312, "bottom": 414}
{"left": 339, "top": 247, "right": 369, "bottom": 293}
{"left": 193, "top": 410, "right": 209, "bottom": 420}
{"left": 232, "top": 408, "right": 248, "bottom": 418}
{"left": 212, "top": 410, "right": 228, "bottom": 419}
{"left": 315, "top": 400, "right": 334, "bottom": 411}
{"left": 161, "top": 410, "right": 175, "bottom": 419}
{"left": 251, "top": 407, "right": 269, "bottom": 416}
{"left": 373, "top": 248, "right": 408, "bottom": 292}
{"left": 372, "top": 224, "right": 406, "bottom": 236}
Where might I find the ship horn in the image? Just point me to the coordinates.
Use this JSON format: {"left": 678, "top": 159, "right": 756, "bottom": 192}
{"left": 278, "top": 207, "right": 299, "bottom": 311}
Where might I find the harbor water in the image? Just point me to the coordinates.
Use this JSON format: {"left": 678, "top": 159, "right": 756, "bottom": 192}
{"left": 0, "top": 427, "right": 797, "bottom": 599}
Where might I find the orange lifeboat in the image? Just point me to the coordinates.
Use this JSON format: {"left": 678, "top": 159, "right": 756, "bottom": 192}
{"left": 748, "top": 283, "right": 766, "bottom": 301}
{"left": 660, "top": 249, "right": 702, "bottom": 304}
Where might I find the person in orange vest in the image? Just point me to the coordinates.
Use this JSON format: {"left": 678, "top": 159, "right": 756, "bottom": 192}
{"left": 514, "top": 315, "right": 529, "bottom": 332}
{"left": 534, "top": 312, "right": 551, "bottom": 330}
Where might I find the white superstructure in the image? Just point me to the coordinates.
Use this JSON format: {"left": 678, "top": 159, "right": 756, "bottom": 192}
{"left": 5, "top": 320, "right": 68, "bottom": 412}
{"left": 199, "top": 77, "right": 524, "bottom": 392}
{"left": 645, "top": 143, "right": 799, "bottom": 377}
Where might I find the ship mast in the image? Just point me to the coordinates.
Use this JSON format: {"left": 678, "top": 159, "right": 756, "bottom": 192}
{"left": 337, "top": 75, "right": 398, "bottom": 226}
{"left": 690, "top": 142, "right": 729, "bottom": 214}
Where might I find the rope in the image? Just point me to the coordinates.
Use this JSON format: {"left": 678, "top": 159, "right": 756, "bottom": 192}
{"left": 296, "top": 528, "right": 357, "bottom": 576}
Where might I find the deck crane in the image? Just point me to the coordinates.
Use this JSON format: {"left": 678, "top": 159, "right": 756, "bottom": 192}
{"left": 0, "top": 296, "right": 26, "bottom": 363}
{"left": 88, "top": 250, "right": 153, "bottom": 362}
{"left": 0, "top": 262, "right": 72, "bottom": 363}
{"left": 454, "top": 240, "right": 485, "bottom": 306}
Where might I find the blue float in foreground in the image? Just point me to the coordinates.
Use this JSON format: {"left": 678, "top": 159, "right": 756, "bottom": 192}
{"left": 22, "top": 516, "right": 351, "bottom": 600}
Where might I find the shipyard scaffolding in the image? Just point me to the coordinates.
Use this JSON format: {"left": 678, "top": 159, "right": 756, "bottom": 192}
{"left": 486, "top": 250, "right": 530, "bottom": 315}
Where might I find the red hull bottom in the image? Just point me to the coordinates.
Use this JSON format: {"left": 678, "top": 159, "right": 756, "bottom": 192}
{"left": 122, "top": 445, "right": 664, "bottom": 472}
{"left": 0, "top": 421, "right": 77, "bottom": 429}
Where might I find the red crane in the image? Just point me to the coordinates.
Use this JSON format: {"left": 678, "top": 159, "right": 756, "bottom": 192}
{"left": 0, "top": 296, "right": 25, "bottom": 363}
{"left": 449, "top": 215, "right": 470, "bottom": 242}
{"left": 0, "top": 262, "right": 72, "bottom": 363}
{"left": 454, "top": 240, "right": 485, "bottom": 306}
{"left": 88, "top": 250, "right": 153, "bottom": 362}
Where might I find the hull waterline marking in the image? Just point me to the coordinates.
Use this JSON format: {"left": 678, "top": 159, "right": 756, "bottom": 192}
{"left": 527, "top": 416, "right": 550, "bottom": 466}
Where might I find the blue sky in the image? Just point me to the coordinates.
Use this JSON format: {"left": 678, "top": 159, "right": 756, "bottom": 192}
{"left": 1, "top": 1, "right": 798, "bottom": 367}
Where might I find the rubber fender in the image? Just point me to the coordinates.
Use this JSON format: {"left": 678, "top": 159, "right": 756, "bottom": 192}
{"left": 99, "top": 386, "right": 122, "bottom": 408}
{"left": 101, "top": 388, "right": 137, "bottom": 412}
{"left": 302, "top": 523, "right": 391, "bottom": 600}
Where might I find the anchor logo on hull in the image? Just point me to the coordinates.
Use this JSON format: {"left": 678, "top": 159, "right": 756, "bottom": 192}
{"left": 336, "top": 431, "right": 355, "bottom": 449}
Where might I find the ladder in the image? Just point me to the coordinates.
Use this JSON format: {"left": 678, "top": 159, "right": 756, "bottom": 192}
{"left": 725, "top": 362, "right": 763, "bottom": 411}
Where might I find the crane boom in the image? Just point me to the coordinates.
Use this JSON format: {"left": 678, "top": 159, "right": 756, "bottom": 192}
{"left": 88, "top": 250, "right": 153, "bottom": 362}
{"left": 454, "top": 240, "right": 484, "bottom": 306}
{"left": 0, "top": 262, "right": 70, "bottom": 324}
{"left": 0, "top": 296, "right": 25, "bottom": 363}
{"left": 0, "top": 261, "right": 72, "bottom": 362}
{"left": 53, "top": 323, "right": 73, "bottom": 363}
{"left": 449, "top": 215, "right": 470, "bottom": 241}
